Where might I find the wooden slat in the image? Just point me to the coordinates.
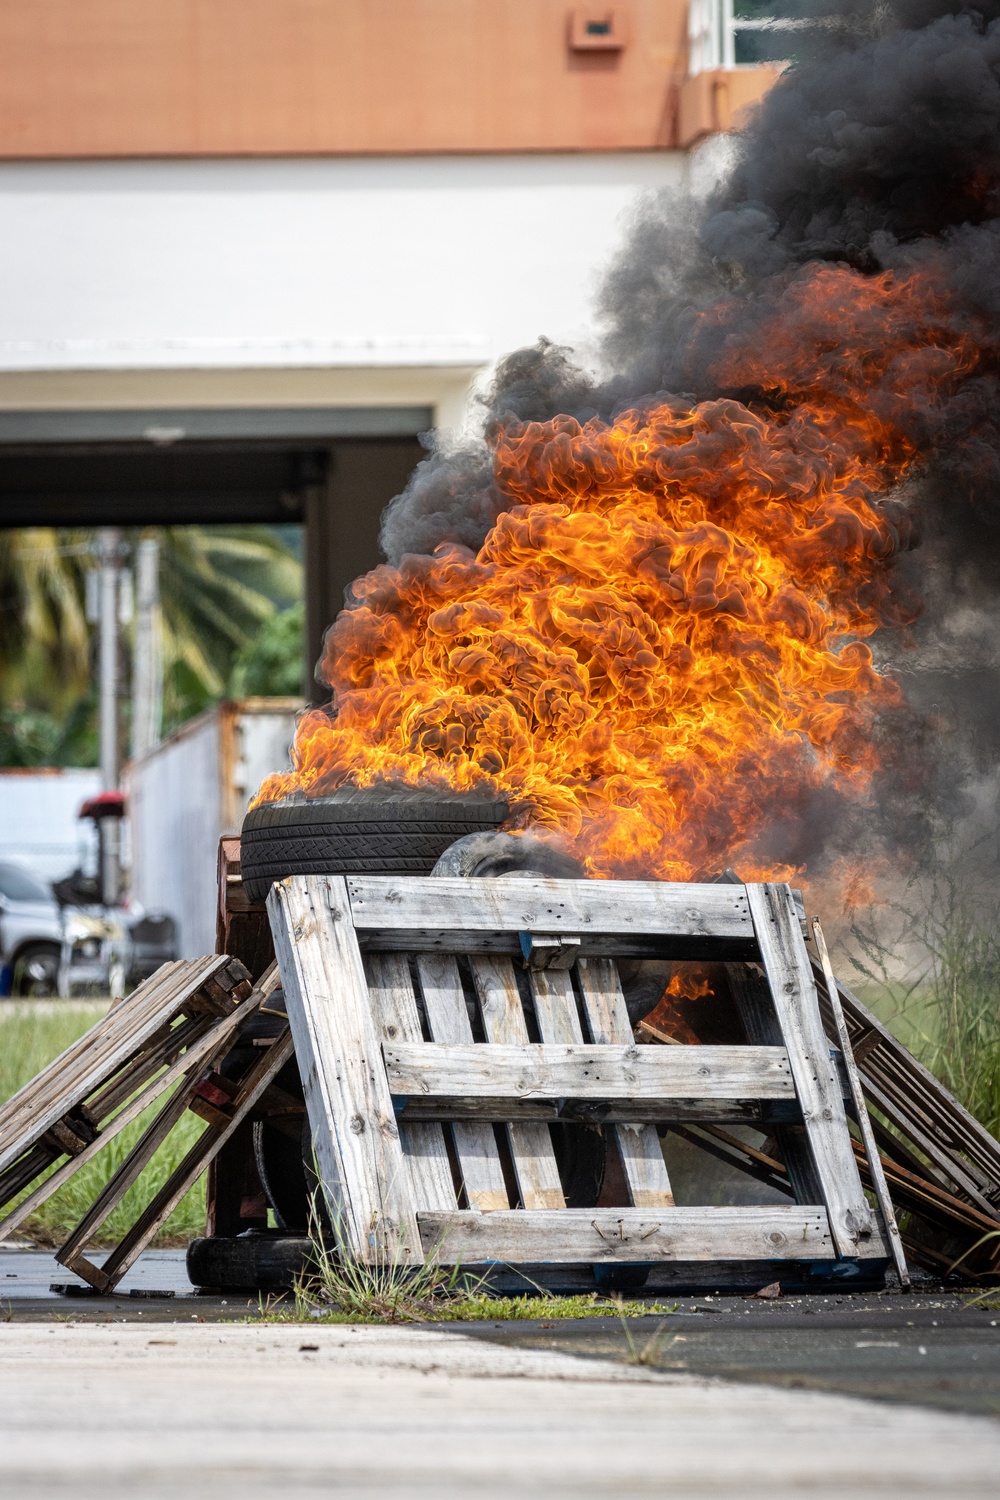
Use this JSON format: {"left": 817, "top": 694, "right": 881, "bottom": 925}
{"left": 364, "top": 953, "right": 457, "bottom": 1213}
{"left": 746, "top": 884, "right": 880, "bottom": 1260}
{"left": 60, "top": 1030, "right": 296, "bottom": 1293}
{"left": 417, "top": 1206, "right": 834, "bottom": 1263}
{"left": 817, "top": 971, "right": 1000, "bottom": 1210}
{"left": 414, "top": 953, "right": 509, "bottom": 1212}
{"left": 0, "top": 966, "right": 278, "bottom": 1243}
{"left": 0, "top": 956, "right": 227, "bottom": 1176}
{"left": 383, "top": 1042, "right": 795, "bottom": 1099}
{"left": 347, "top": 876, "right": 756, "bottom": 958}
{"left": 810, "top": 920, "right": 910, "bottom": 1287}
{"left": 268, "top": 875, "right": 422, "bottom": 1264}
{"left": 468, "top": 956, "right": 564, "bottom": 1210}
{"left": 528, "top": 967, "right": 582, "bottom": 1045}
{"left": 575, "top": 957, "right": 675, "bottom": 1208}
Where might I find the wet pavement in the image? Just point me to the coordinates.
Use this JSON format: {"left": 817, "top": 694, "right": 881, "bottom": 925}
{"left": 3, "top": 1246, "right": 998, "bottom": 1419}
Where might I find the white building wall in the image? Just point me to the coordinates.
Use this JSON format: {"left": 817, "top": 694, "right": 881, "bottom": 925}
{"left": 0, "top": 151, "right": 687, "bottom": 424}
{"left": 0, "top": 769, "right": 100, "bottom": 883}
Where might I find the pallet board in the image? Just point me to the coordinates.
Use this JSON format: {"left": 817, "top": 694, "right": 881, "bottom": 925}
{"left": 0, "top": 956, "right": 293, "bottom": 1294}
{"left": 0, "top": 956, "right": 256, "bottom": 1239}
{"left": 269, "top": 874, "right": 891, "bottom": 1272}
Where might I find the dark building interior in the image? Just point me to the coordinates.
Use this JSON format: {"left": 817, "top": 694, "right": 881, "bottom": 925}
{"left": 0, "top": 406, "right": 429, "bottom": 700}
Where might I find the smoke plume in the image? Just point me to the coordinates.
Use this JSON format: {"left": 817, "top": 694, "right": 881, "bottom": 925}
{"left": 371, "top": 2, "right": 1000, "bottom": 872}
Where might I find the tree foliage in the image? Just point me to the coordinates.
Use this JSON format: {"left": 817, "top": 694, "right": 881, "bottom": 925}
{"left": 0, "top": 525, "right": 303, "bottom": 767}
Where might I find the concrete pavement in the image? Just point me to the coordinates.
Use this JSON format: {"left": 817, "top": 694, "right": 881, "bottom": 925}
{"left": 2, "top": 1319, "right": 999, "bottom": 1499}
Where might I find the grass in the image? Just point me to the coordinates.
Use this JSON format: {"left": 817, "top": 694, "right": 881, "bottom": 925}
{"left": 846, "top": 863, "right": 1000, "bottom": 1141}
{"left": 0, "top": 1000, "right": 207, "bottom": 1247}
{"left": 261, "top": 1282, "right": 682, "bottom": 1326}
{"left": 250, "top": 1197, "right": 683, "bottom": 1325}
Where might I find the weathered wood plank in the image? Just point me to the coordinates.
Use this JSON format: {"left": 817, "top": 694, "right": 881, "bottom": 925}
{"left": 268, "top": 875, "right": 422, "bottom": 1264}
{"left": 746, "top": 884, "right": 881, "bottom": 1261}
{"left": 417, "top": 1206, "right": 834, "bottom": 1264}
{"left": 382, "top": 1042, "right": 795, "bottom": 1099}
{"left": 60, "top": 1030, "right": 296, "bottom": 1293}
{"left": 528, "top": 967, "right": 583, "bottom": 1045}
{"left": 414, "top": 953, "right": 508, "bottom": 1212}
{"left": 469, "top": 956, "right": 564, "bottom": 1210}
{"left": 810, "top": 919, "right": 910, "bottom": 1287}
{"left": 573, "top": 958, "right": 677, "bottom": 1208}
{"left": 0, "top": 966, "right": 278, "bottom": 1244}
{"left": 347, "top": 876, "right": 756, "bottom": 959}
{"left": 0, "top": 957, "right": 227, "bottom": 1174}
{"left": 365, "top": 953, "right": 457, "bottom": 1213}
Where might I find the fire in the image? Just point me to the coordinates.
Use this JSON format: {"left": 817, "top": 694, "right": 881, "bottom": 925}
{"left": 640, "top": 970, "right": 716, "bottom": 1046}
{"left": 258, "top": 262, "right": 979, "bottom": 880}
{"left": 662, "top": 972, "right": 714, "bottom": 1004}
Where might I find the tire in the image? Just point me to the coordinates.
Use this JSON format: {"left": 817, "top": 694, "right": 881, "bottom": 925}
{"left": 240, "top": 785, "right": 508, "bottom": 903}
{"left": 11, "top": 942, "right": 61, "bottom": 998}
{"left": 430, "top": 831, "right": 584, "bottom": 880}
{"left": 253, "top": 1118, "right": 311, "bottom": 1233}
{"left": 186, "top": 1231, "right": 315, "bottom": 1292}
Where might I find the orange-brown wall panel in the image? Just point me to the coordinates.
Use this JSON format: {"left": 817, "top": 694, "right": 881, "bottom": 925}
{"left": 0, "top": 0, "right": 691, "bottom": 158}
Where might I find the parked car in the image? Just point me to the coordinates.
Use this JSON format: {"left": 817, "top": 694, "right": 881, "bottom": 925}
{"left": 0, "top": 860, "right": 63, "bottom": 996}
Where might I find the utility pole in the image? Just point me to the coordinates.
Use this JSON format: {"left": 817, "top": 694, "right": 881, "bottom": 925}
{"left": 97, "top": 527, "right": 122, "bottom": 905}
{"left": 132, "top": 537, "right": 162, "bottom": 762}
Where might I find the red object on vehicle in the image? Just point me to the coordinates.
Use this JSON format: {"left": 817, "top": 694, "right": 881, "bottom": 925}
{"left": 78, "top": 791, "right": 126, "bottom": 821}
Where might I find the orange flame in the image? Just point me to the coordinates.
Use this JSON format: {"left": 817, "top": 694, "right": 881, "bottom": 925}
{"left": 662, "top": 972, "right": 715, "bottom": 1004}
{"left": 258, "top": 263, "right": 979, "bottom": 880}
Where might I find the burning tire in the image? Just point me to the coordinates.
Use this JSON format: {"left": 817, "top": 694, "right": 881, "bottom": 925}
{"left": 239, "top": 785, "right": 509, "bottom": 903}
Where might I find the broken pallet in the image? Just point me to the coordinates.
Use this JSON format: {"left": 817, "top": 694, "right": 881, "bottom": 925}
{"left": 0, "top": 955, "right": 292, "bottom": 1294}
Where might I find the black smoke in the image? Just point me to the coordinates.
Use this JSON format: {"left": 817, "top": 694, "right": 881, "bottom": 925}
{"left": 375, "top": 2, "right": 1000, "bottom": 870}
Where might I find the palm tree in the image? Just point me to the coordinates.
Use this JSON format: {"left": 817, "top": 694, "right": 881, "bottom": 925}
{"left": 0, "top": 529, "right": 91, "bottom": 716}
{"left": 0, "top": 525, "right": 303, "bottom": 766}
{"left": 156, "top": 527, "right": 302, "bottom": 730}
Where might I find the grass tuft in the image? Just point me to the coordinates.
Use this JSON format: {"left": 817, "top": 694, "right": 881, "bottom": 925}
{"left": 847, "top": 863, "right": 1000, "bottom": 1140}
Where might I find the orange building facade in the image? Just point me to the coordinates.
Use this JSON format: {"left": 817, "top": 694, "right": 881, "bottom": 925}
{"left": 0, "top": 1, "right": 777, "bottom": 157}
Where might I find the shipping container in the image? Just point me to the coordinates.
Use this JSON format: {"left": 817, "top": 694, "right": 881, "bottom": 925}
{"left": 128, "top": 698, "right": 302, "bottom": 958}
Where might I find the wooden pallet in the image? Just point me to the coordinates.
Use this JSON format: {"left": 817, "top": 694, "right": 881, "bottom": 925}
{"left": 0, "top": 955, "right": 292, "bottom": 1293}
{"left": 810, "top": 955, "right": 1000, "bottom": 1278}
{"left": 268, "top": 874, "right": 892, "bottom": 1277}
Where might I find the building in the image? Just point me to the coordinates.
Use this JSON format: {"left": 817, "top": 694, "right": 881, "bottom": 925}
{"left": 0, "top": 1, "right": 780, "bottom": 682}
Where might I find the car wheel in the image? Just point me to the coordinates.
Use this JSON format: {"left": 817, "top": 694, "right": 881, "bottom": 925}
{"left": 11, "top": 943, "right": 61, "bottom": 998}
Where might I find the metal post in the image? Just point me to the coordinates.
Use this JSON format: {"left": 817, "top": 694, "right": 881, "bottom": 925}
{"left": 98, "top": 528, "right": 121, "bottom": 906}
{"left": 132, "top": 537, "right": 162, "bottom": 762}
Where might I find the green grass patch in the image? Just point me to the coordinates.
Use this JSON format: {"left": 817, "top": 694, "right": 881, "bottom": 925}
{"left": 0, "top": 1000, "right": 206, "bottom": 1247}
{"left": 256, "top": 1287, "right": 680, "bottom": 1326}
{"left": 249, "top": 1213, "right": 682, "bottom": 1325}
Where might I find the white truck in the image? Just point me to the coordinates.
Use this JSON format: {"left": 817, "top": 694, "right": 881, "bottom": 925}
{"left": 128, "top": 698, "right": 303, "bottom": 958}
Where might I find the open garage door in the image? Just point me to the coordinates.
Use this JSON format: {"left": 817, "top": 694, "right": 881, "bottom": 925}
{"left": 0, "top": 405, "right": 429, "bottom": 696}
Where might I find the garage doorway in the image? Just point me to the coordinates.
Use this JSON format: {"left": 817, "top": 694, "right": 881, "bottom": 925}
{"left": 0, "top": 405, "right": 429, "bottom": 699}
